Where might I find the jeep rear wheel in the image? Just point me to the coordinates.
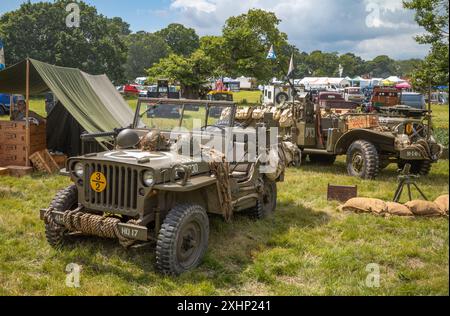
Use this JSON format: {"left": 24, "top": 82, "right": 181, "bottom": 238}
{"left": 45, "top": 185, "right": 78, "bottom": 248}
{"left": 398, "top": 160, "right": 432, "bottom": 176}
{"left": 309, "top": 154, "right": 337, "bottom": 165}
{"left": 346, "top": 140, "right": 379, "bottom": 179}
{"left": 156, "top": 204, "right": 209, "bottom": 275}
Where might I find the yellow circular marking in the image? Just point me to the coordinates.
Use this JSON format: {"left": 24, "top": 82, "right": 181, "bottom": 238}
{"left": 405, "top": 123, "right": 414, "bottom": 135}
{"left": 90, "top": 172, "right": 107, "bottom": 193}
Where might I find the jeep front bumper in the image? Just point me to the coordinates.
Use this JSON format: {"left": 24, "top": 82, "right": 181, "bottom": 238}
{"left": 40, "top": 209, "right": 148, "bottom": 241}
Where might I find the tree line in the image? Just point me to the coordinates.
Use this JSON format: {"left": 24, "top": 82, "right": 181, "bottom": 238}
{"left": 0, "top": 0, "right": 447, "bottom": 96}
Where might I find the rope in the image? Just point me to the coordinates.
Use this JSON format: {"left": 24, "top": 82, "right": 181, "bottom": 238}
{"left": 204, "top": 149, "right": 233, "bottom": 221}
{"left": 44, "top": 209, "right": 137, "bottom": 248}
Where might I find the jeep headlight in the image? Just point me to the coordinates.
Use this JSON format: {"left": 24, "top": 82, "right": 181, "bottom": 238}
{"left": 143, "top": 170, "right": 155, "bottom": 187}
{"left": 74, "top": 163, "right": 84, "bottom": 178}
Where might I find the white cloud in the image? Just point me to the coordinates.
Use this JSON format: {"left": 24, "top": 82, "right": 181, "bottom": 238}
{"left": 169, "top": 0, "right": 429, "bottom": 60}
{"left": 171, "top": 0, "right": 217, "bottom": 13}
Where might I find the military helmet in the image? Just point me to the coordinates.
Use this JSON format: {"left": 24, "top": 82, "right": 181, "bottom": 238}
{"left": 116, "top": 129, "right": 140, "bottom": 149}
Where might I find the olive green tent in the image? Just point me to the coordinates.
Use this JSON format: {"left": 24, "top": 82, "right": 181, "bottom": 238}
{"left": 0, "top": 58, "right": 135, "bottom": 133}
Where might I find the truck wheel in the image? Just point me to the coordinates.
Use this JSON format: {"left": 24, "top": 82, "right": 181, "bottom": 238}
{"left": 346, "top": 140, "right": 379, "bottom": 179}
{"left": 398, "top": 160, "right": 432, "bottom": 176}
{"left": 254, "top": 180, "right": 277, "bottom": 219}
{"left": 45, "top": 185, "right": 78, "bottom": 248}
{"left": 0, "top": 105, "right": 6, "bottom": 115}
{"left": 156, "top": 204, "right": 209, "bottom": 275}
{"left": 309, "top": 154, "right": 337, "bottom": 165}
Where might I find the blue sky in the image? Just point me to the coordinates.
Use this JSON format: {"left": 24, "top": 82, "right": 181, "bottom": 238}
{"left": 0, "top": 0, "right": 430, "bottom": 60}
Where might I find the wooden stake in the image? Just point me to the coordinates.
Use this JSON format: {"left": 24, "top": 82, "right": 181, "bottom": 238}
{"left": 25, "top": 58, "right": 30, "bottom": 167}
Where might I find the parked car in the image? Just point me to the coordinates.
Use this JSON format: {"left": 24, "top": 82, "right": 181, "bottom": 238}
{"left": 400, "top": 92, "right": 426, "bottom": 110}
{"left": 123, "top": 84, "right": 142, "bottom": 95}
{"left": 344, "top": 87, "right": 365, "bottom": 104}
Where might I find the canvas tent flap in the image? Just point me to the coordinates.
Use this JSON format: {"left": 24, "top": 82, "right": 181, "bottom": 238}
{"left": 0, "top": 58, "right": 135, "bottom": 133}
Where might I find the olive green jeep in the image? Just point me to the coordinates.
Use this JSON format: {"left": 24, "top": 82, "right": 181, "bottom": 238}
{"left": 41, "top": 98, "right": 285, "bottom": 275}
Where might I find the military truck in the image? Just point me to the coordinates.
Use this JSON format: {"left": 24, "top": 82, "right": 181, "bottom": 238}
{"left": 259, "top": 87, "right": 442, "bottom": 179}
{"left": 40, "top": 98, "right": 285, "bottom": 275}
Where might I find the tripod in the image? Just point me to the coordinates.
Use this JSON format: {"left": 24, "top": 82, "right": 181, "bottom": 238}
{"left": 393, "top": 164, "right": 428, "bottom": 203}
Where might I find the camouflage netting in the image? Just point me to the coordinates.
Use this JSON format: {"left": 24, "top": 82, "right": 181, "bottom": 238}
{"left": 341, "top": 195, "right": 449, "bottom": 217}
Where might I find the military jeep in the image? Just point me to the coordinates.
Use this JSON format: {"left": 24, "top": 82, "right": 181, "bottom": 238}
{"left": 41, "top": 98, "right": 284, "bottom": 275}
{"left": 260, "top": 87, "right": 442, "bottom": 179}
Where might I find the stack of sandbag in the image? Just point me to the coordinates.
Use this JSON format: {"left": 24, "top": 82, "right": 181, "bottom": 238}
{"left": 341, "top": 195, "right": 449, "bottom": 217}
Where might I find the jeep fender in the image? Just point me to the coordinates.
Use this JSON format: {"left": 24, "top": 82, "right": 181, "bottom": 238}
{"left": 334, "top": 129, "right": 396, "bottom": 155}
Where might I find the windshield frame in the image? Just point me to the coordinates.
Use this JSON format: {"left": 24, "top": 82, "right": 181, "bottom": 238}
{"left": 132, "top": 97, "right": 237, "bottom": 130}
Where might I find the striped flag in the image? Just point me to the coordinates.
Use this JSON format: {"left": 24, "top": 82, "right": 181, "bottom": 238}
{"left": 0, "top": 40, "right": 5, "bottom": 70}
{"left": 287, "top": 54, "right": 295, "bottom": 78}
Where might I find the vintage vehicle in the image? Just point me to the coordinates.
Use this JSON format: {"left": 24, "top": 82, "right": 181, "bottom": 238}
{"left": 123, "top": 84, "right": 142, "bottom": 96}
{"left": 41, "top": 98, "right": 285, "bottom": 275}
{"left": 344, "top": 87, "right": 365, "bottom": 104}
{"left": 371, "top": 86, "right": 400, "bottom": 108}
{"left": 207, "top": 91, "right": 234, "bottom": 117}
{"left": 400, "top": 92, "right": 426, "bottom": 110}
{"left": 255, "top": 85, "right": 442, "bottom": 179}
{"left": 318, "top": 91, "right": 358, "bottom": 111}
{"left": 146, "top": 79, "right": 180, "bottom": 99}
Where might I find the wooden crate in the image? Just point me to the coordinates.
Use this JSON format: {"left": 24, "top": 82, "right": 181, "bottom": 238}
{"left": 30, "top": 150, "right": 60, "bottom": 174}
{"left": 6, "top": 166, "right": 33, "bottom": 177}
{"left": 51, "top": 154, "right": 68, "bottom": 168}
{"left": 0, "top": 167, "right": 10, "bottom": 176}
{"left": 0, "top": 121, "right": 47, "bottom": 167}
{"left": 346, "top": 115, "right": 379, "bottom": 130}
{"left": 0, "top": 121, "right": 46, "bottom": 134}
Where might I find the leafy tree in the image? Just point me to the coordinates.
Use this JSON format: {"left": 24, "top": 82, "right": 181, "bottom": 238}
{"left": 0, "top": 0, "right": 129, "bottom": 82}
{"left": 147, "top": 50, "right": 212, "bottom": 99}
{"left": 364, "top": 55, "right": 399, "bottom": 78}
{"left": 338, "top": 53, "right": 366, "bottom": 77}
{"left": 305, "top": 51, "right": 340, "bottom": 77}
{"left": 156, "top": 23, "right": 200, "bottom": 57}
{"left": 395, "top": 59, "right": 423, "bottom": 77}
{"left": 199, "top": 35, "right": 229, "bottom": 78}
{"left": 222, "top": 9, "right": 289, "bottom": 81}
{"left": 124, "top": 32, "right": 169, "bottom": 80}
{"left": 403, "top": 0, "right": 449, "bottom": 88}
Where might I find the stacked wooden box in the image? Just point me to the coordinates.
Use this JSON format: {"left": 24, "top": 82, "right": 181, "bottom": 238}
{"left": 0, "top": 121, "right": 47, "bottom": 167}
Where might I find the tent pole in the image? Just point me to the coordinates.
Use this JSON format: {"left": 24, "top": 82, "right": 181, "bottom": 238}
{"left": 25, "top": 58, "right": 30, "bottom": 167}
{"left": 9, "top": 94, "right": 13, "bottom": 120}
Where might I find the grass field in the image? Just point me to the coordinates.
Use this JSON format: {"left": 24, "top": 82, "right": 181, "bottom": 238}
{"left": 0, "top": 95, "right": 448, "bottom": 296}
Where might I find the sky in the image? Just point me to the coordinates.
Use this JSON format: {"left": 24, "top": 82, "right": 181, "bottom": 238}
{"left": 0, "top": 0, "right": 430, "bottom": 60}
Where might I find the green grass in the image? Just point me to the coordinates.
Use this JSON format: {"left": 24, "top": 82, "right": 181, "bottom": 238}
{"left": 0, "top": 96, "right": 448, "bottom": 296}
{"left": 0, "top": 160, "right": 448, "bottom": 295}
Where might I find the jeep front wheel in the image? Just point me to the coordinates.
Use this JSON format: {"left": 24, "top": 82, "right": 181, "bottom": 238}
{"left": 346, "top": 140, "right": 380, "bottom": 179}
{"left": 45, "top": 185, "right": 78, "bottom": 248}
{"left": 156, "top": 204, "right": 209, "bottom": 275}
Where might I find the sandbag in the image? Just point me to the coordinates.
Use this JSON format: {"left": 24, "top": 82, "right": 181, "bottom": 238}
{"left": 252, "top": 108, "right": 265, "bottom": 120}
{"left": 405, "top": 200, "right": 444, "bottom": 217}
{"left": 279, "top": 108, "right": 294, "bottom": 128}
{"left": 235, "top": 107, "right": 253, "bottom": 121}
{"left": 219, "top": 107, "right": 232, "bottom": 120}
{"left": 386, "top": 202, "right": 414, "bottom": 217}
{"left": 434, "top": 195, "right": 449, "bottom": 215}
{"left": 281, "top": 141, "right": 301, "bottom": 166}
{"left": 342, "top": 198, "right": 387, "bottom": 215}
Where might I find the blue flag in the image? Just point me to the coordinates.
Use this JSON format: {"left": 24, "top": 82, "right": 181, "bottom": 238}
{"left": 0, "top": 40, "right": 5, "bottom": 70}
{"left": 267, "top": 45, "right": 277, "bottom": 60}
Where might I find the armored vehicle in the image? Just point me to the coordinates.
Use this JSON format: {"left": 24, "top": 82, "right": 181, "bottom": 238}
{"left": 259, "top": 87, "right": 442, "bottom": 179}
{"left": 41, "top": 98, "right": 285, "bottom": 275}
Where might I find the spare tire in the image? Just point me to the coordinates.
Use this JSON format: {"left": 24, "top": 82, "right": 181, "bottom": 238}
{"left": 275, "top": 92, "right": 289, "bottom": 105}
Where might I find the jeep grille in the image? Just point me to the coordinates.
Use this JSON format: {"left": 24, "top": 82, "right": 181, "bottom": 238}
{"left": 83, "top": 163, "right": 139, "bottom": 212}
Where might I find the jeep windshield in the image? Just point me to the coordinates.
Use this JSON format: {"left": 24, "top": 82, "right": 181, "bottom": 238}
{"left": 133, "top": 97, "right": 236, "bottom": 131}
